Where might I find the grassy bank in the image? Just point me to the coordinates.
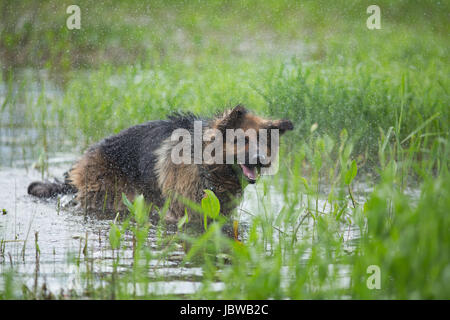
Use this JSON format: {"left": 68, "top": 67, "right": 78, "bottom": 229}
{"left": 0, "top": 0, "right": 449, "bottom": 299}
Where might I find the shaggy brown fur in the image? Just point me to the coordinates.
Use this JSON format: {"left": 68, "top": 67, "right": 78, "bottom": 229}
{"left": 28, "top": 105, "right": 293, "bottom": 223}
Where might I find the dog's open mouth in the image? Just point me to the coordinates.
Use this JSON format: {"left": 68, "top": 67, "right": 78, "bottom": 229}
{"left": 239, "top": 164, "right": 259, "bottom": 184}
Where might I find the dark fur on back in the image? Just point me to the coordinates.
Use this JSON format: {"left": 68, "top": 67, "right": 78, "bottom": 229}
{"left": 101, "top": 112, "right": 206, "bottom": 180}
{"left": 97, "top": 112, "right": 207, "bottom": 196}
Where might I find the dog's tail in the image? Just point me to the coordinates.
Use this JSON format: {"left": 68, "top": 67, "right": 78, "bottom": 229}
{"left": 28, "top": 173, "right": 77, "bottom": 198}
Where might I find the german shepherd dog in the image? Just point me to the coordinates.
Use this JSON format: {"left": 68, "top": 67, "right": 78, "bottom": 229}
{"left": 28, "top": 105, "right": 293, "bottom": 223}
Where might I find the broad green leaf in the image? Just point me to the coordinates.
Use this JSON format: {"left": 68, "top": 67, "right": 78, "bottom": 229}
{"left": 133, "top": 194, "right": 149, "bottom": 225}
{"left": 202, "top": 189, "right": 220, "bottom": 219}
{"left": 345, "top": 160, "right": 357, "bottom": 185}
{"left": 109, "top": 223, "right": 121, "bottom": 249}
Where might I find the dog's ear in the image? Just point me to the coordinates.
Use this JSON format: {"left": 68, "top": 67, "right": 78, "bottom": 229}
{"left": 216, "top": 105, "right": 248, "bottom": 131}
{"left": 270, "top": 119, "right": 294, "bottom": 135}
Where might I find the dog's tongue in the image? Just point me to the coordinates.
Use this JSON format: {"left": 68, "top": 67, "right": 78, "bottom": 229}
{"left": 240, "top": 165, "right": 256, "bottom": 180}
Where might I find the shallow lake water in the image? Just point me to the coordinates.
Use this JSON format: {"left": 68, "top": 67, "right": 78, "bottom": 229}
{"left": 0, "top": 151, "right": 363, "bottom": 297}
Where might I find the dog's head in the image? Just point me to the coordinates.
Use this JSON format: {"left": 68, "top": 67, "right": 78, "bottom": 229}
{"left": 210, "top": 105, "right": 294, "bottom": 184}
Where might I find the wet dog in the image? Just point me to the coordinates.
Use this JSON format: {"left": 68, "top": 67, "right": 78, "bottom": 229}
{"left": 28, "top": 105, "right": 293, "bottom": 223}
